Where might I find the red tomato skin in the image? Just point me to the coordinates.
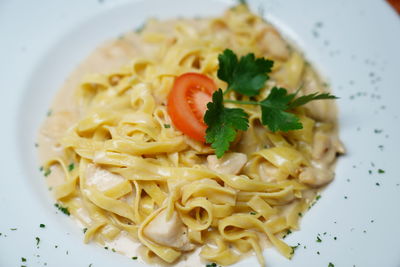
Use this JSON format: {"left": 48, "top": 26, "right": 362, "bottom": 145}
{"left": 167, "top": 73, "right": 216, "bottom": 142}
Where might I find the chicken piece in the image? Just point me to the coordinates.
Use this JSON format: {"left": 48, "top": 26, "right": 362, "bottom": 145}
{"left": 302, "top": 68, "right": 336, "bottom": 122}
{"left": 86, "top": 164, "right": 124, "bottom": 192}
{"left": 144, "top": 210, "right": 193, "bottom": 251}
{"left": 312, "top": 131, "right": 336, "bottom": 165}
{"left": 259, "top": 28, "right": 290, "bottom": 60}
{"left": 207, "top": 153, "right": 248, "bottom": 175}
{"left": 258, "top": 161, "right": 288, "bottom": 182}
{"left": 298, "top": 166, "right": 334, "bottom": 187}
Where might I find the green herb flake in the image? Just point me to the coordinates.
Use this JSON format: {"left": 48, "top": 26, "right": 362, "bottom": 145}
{"left": 250, "top": 211, "right": 257, "bottom": 215}
{"left": 35, "top": 237, "right": 40, "bottom": 246}
{"left": 21, "top": 257, "right": 26, "bottom": 262}
{"left": 204, "top": 89, "right": 249, "bottom": 158}
{"left": 39, "top": 224, "right": 45, "bottom": 228}
{"left": 104, "top": 247, "right": 109, "bottom": 250}
{"left": 290, "top": 243, "right": 300, "bottom": 255}
{"left": 316, "top": 236, "right": 322, "bottom": 242}
{"left": 163, "top": 124, "right": 171, "bottom": 128}
{"left": 378, "top": 169, "right": 385, "bottom": 174}
{"left": 283, "top": 229, "right": 292, "bottom": 239}
{"left": 132, "top": 256, "right": 138, "bottom": 260}
{"left": 68, "top": 163, "right": 75, "bottom": 172}
{"left": 206, "top": 263, "right": 217, "bottom": 267}
{"left": 328, "top": 263, "right": 335, "bottom": 267}
{"left": 83, "top": 228, "right": 88, "bottom": 233}
{"left": 54, "top": 203, "right": 70, "bottom": 216}
{"left": 298, "top": 212, "right": 303, "bottom": 217}
{"left": 112, "top": 248, "right": 116, "bottom": 252}
{"left": 316, "top": 195, "right": 322, "bottom": 201}
{"left": 44, "top": 168, "right": 51, "bottom": 177}
{"left": 10, "top": 228, "right": 17, "bottom": 231}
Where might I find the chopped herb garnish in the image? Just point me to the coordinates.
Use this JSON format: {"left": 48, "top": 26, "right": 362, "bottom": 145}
{"left": 39, "top": 224, "right": 45, "bottom": 228}
{"left": 374, "top": 129, "right": 382, "bottom": 134}
{"left": 250, "top": 211, "right": 257, "bottom": 215}
{"left": 163, "top": 124, "right": 171, "bottom": 128}
{"left": 104, "top": 247, "right": 109, "bottom": 250}
{"left": 10, "top": 228, "right": 17, "bottom": 231}
{"left": 316, "top": 236, "right": 322, "bottom": 242}
{"left": 316, "top": 195, "right": 321, "bottom": 201}
{"left": 21, "top": 257, "right": 26, "bottom": 262}
{"left": 35, "top": 237, "right": 40, "bottom": 246}
{"left": 206, "top": 263, "right": 217, "bottom": 267}
{"left": 334, "top": 236, "right": 337, "bottom": 240}
{"left": 132, "top": 256, "right": 138, "bottom": 260}
{"left": 328, "top": 263, "right": 335, "bottom": 267}
{"left": 290, "top": 243, "right": 300, "bottom": 255}
{"left": 298, "top": 212, "right": 303, "bottom": 217}
{"left": 47, "top": 110, "right": 52, "bottom": 116}
{"left": 112, "top": 248, "right": 116, "bottom": 252}
{"left": 83, "top": 228, "right": 88, "bottom": 233}
{"left": 283, "top": 229, "right": 292, "bottom": 239}
{"left": 68, "top": 163, "right": 75, "bottom": 172}
{"left": 44, "top": 168, "right": 51, "bottom": 177}
{"left": 378, "top": 169, "right": 385, "bottom": 174}
{"left": 54, "top": 203, "right": 70, "bottom": 216}
{"left": 375, "top": 182, "right": 380, "bottom": 186}
{"left": 34, "top": 143, "right": 39, "bottom": 148}
{"left": 134, "top": 23, "right": 146, "bottom": 33}
{"left": 39, "top": 166, "right": 44, "bottom": 172}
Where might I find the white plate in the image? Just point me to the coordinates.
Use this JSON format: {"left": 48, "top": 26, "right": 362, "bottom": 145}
{"left": 1, "top": 0, "right": 400, "bottom": 266}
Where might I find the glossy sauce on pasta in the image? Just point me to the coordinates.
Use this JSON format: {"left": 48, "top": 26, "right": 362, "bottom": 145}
{"left": 38, "top": 5, "right": 343, "bottom": 267}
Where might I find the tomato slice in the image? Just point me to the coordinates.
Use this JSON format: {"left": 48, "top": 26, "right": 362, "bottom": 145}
{"left": 167, "top": 73, "right": 217, "bottom": 142}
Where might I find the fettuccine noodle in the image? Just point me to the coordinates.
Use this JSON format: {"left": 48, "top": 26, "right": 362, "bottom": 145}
{"left": 38, "top": 5, "right": 344, "bottom": 266}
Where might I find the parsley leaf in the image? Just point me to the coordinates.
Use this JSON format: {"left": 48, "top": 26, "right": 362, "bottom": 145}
{"left": 259, "top": 87, "right": 336, "bottom": 132}
{"left": 218, "top": 49, "right": 273, "bottom": 96}
{"left": 204, "top": 89, "right": 249, "bottom": 158}
{"left": 288, "top": 92, "right": 338, "bottom": 109}
{"left": 260, "top": 87, "right": 302, "bottom": 132}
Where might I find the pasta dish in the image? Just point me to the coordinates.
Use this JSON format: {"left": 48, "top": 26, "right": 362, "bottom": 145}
{"left": 38, "top": 5, "right": 344, "bottom": 266}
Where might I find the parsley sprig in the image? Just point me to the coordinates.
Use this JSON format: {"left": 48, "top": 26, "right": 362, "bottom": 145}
{"left": 204, "top": 89, "right": 249, "bottom": 158}
{"left": 204, "top": 49, "right": 337, "bottom": 157}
